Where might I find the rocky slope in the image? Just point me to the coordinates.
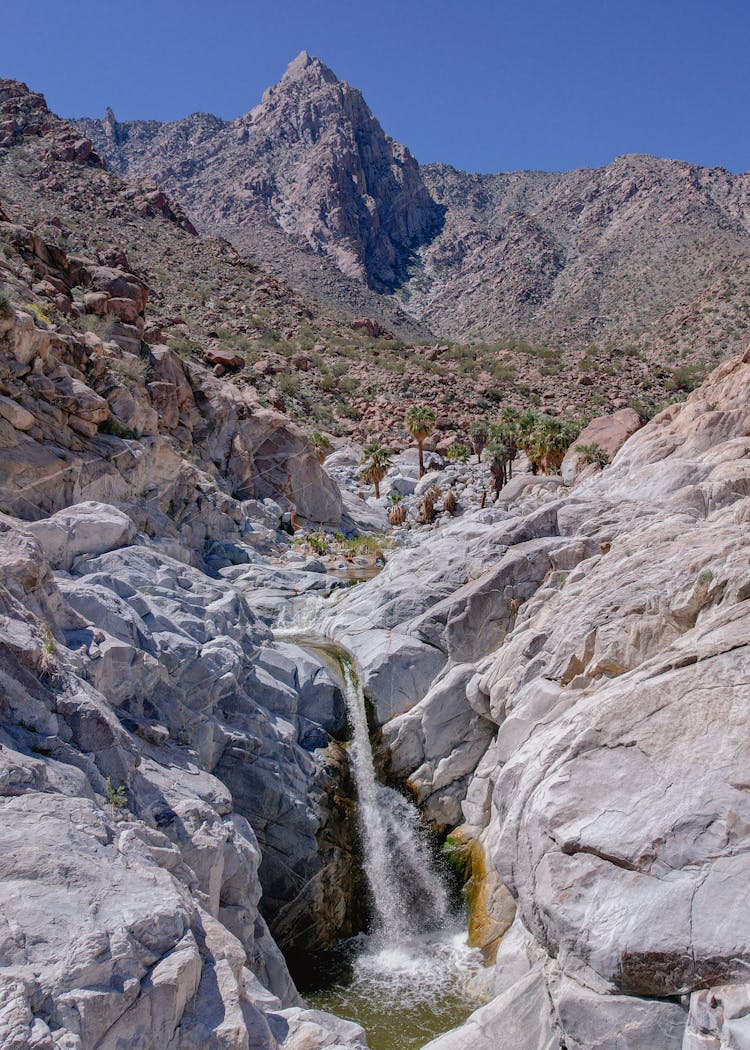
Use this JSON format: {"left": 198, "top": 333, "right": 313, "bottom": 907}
{"left": 321, "top": 349, "right": 750, "bottom": 1048}
{"left": 3, "top": 74, "right": 707, "bottom": 446}
{"left": 79, "top": 54, "right": 750, "bottom": 360}
{"left": 407, "top": 155, "right": 750, "bottom": 349}
{"left": 0, "top": 174, "right": 381, "bottom": 1050}
{"left": 0, "top": 88, "right": 388, "bottom": 1046}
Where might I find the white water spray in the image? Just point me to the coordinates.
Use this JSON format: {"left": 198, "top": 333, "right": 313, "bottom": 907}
{"left": 335, "top": 653, "right": 450, "bottom": 942}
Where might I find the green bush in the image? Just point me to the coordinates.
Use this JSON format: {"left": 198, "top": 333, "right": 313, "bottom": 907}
{"left": 446, "top": 443, "right": 471, "bottom": 463}
{"left": 105, "top": 777, "right": 127, "bottom": 813}
{"left": 575, "top": 441, "right": 610, "bottom": 469}
{"left": 277, "top": 372, "right": 301, "bottom": 395}
{"left": 0, "top": 286, "right": 13, "bottom": 319}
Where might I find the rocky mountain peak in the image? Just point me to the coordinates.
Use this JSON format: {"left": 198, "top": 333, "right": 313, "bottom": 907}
{"left": 279, "top": 49, "right": 339, "bottom": 87}
{"left": 79, "top": 54, "right": 444, "bottom": 294}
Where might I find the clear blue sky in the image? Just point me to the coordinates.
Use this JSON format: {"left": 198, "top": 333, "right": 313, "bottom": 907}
{"left": 2, "top": 0, "right": 748, "bottom": 173}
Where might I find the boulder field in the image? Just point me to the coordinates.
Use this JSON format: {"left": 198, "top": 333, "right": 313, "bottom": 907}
{"left": 325, "top": 349, "right": 750, "bottom": 1049}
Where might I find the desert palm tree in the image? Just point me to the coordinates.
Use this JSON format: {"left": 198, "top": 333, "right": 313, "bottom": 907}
{"left": 309, "top": 430, "right": 331, "bottom": 464}
{"left": 528, "top": 416, "right": 579, "bottom": 475}
{"left": 469, "top": 420, "right": 490, "bottom": 464}
{"left": 405, "top": 405, "right": 436, "bottom": 478}
{"left": 515, "top": 409, "right": 543, "bottom": 473}
{"left": 359, "top": 442, "right": 392, "bottom": 499}
{"left": 496, "top": 407, "right": 521, "bottom": 478}
{"left": 486, "top": 435, "right": 510, "bottom": 499}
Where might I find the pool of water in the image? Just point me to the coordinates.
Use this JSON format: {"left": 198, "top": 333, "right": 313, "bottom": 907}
{"left": 302, "top": 926, "right": 486, "bottom": 1050}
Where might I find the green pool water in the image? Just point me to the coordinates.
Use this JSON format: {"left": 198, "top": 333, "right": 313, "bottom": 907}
{"left": 301, "top": 927, "right": 487, "bottom": 1050}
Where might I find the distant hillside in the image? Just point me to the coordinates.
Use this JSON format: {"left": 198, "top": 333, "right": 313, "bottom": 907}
{"left": 77, "top": 52, "right": 750, "bottom": 357}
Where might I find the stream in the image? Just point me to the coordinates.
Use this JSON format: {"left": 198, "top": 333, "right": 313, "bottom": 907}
{"left": 275, "top": 618, "right": 485, "bottom": 1050}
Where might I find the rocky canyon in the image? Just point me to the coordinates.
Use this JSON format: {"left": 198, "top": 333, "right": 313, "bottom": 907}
{"left": 0, "top": 45, "right": 749, "bottom": 1050}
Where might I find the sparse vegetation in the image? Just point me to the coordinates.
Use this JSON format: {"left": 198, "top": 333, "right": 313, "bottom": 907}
{"left": 307, "top": 531, "right": 329, "bottom": 556}
{"left": 23, "top": 301, "right": 51, "bottom": 327}
{"left": 575, "top": 441, "right": 610, "bottom": 469}
{"left": 100, "top": 417, "right": 138, "bottom": 440}
{"left": 105, "top": 777, "right": 127, "bottom": 817}
{"left": 107, "top": 354, "right": 150, "bottom": 385}
{"left": 0, "top": 286, "right": 13, "bottom": 318}
{"left": 78, "top": 312, "right": 112, "bottom": 336}
{"left": 446, "top": 443, "right": 471, "bottom": 464}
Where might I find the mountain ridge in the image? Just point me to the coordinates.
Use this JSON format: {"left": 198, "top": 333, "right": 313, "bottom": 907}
{"left": 76, "top": 51, "right": 750, "bottom": 354}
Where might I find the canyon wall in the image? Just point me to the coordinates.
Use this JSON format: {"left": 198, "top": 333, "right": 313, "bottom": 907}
{"left": 327, "top": 349, "right": 750, "bottom": 1049}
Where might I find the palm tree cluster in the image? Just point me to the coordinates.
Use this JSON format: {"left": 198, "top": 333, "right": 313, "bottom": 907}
{"left": 470, "top": 408, "right": 580, "bottom": 499}
{"left": 310, "top": 404, "right": 580, "bottom": 512}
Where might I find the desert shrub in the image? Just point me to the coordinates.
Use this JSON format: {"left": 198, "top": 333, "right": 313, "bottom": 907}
{"left": 343, "top": 534, "right": 389, "bottom": 559}
{"left": 167, "top": 332, "right": 202, "bottom": 359}
{"left": 307, "top": 531, "right": 329, "bottom": 555}
{"left": 79, "top": 312, "right": 112, "bottom": 337}
{"left": 277, "top": 372, "right": 301, "bottom": 395}
{"left": 575, "top": 441, "right": 610, "bottom": 469}
{"left": 446, "top": 443, "right": 471, "bottom": 463}
{"left": 0, "top": 286, "right": 13, "bottom": 318}
{"left": 24, "top": 301, "right": 51, "bottom": 327}
{"left": 666, "top": 366, "right": 702, "bottom": 393}
{"left": 100, "top": 416, "right": 138, "bottom": 440}
{"left": 108, "top": 354, "right": 150, "bottom": 385}
{"left": 105, "top": 777, "right": 127, "bottom": 816}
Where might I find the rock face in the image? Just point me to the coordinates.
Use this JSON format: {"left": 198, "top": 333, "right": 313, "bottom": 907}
{"left": 327, "top": 350, "right": 750, "bottom": 1048}
{"left": 0, "top": 502, "right": 367, "bottom": 1048}
{"left": 78, "top": 52, "right": 443, "bottom": 295}
{"left": 0, "top": 212, "right": 367, "bottom": 1046}
{"left": 0, "top": 236, "right": 342, "bottom": 529}
{"left": 560, "top": 405, "right": 642, "bottom": 482}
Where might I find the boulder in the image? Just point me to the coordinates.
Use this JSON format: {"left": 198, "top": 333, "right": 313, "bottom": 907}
{"left": 25, "top": 501, "right": 137, "bottom": 571}
{"left": 561, "top": 406, "right": 642, "bottom": 483}
{"left": 0, "top": 394, "right": 34, "bottom": 431}
{"left": 203, "top": 347, "right": 246, "bottom": 370}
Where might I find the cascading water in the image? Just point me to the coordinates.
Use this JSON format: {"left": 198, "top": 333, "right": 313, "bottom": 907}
{"left": 276, "top": 605, "right": 485, "bottom": 1050}
{"left": 335, "top": 652, "right": 450, "bottom": 942}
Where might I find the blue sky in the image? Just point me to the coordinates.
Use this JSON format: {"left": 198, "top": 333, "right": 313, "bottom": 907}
{"left": 2, "top": 0, "right": 748, "bottom": 173}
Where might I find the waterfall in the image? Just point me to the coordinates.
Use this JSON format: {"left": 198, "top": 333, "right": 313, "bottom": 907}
{"left": 334, "top": 652, "right": 450, "bottom": 942}
{"left": 275, "top": 608, "right": 486, "bottom": 1050}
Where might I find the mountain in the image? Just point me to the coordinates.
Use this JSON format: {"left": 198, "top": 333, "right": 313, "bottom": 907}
{"left": 76, "top": 52, "right": 441, "bottom": 338}
{"left": 411, "top": 156, "right": 750, "bottom": 347}
{"left": 78, "top": 53, "right": 750, "bottom": 355}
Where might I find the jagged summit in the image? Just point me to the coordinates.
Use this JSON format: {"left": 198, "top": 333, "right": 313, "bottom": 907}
{"left": 79, "top": 54, "right": 443, "bottom": 296}
{"left": 281, "top": 49, "right": 339, "bottom": 85}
